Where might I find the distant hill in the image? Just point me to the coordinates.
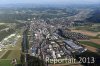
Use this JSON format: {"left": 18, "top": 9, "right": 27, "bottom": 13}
{"left": 86, "top": 9, "right": 100, "bottom": 23}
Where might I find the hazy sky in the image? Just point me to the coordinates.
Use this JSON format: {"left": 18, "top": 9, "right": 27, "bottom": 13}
{"left": 0, "top": 0, "right": 100, "bottom": 4}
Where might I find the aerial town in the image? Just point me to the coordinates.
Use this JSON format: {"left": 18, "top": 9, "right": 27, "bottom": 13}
{"left": 0, "top": 2, "right": 100, "bottom": 66}
{"left": 21, "top": 18, "right": 98, "bottom": 66}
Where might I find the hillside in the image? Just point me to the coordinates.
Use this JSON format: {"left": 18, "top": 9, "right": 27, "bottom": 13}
{"left": 86, "top": 9, "right": 100, "bottom": 23}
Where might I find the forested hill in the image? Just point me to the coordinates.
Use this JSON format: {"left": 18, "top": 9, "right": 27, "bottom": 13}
{"left": 86, "top": 9, "right": 100, "bottom": 23}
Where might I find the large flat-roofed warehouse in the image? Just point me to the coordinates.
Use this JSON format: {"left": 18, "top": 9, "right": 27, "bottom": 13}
{"left": 64, "top": 40, "right": 86, "bottom": 54}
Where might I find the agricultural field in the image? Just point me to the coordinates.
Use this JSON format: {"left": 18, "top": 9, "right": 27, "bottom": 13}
{"left": 74, "top": 23, "right": 100, "bottom": 32}
{"left": 73, "top": 24, "right": 100, "bottom": 53}
{"left": 90, "top": 39, "right": 100, "bottom": 45}
{"left": 79, "top": 41, "right": 100, "bottom": 49}
{"left": 71, "top": 30, "right": 100, "bottom": 37}
{"left": 82, "top": 44, "right": 97, "bottom": 52}
{"left": 72, "top": 23, "right": 100, "bottom": 38}
{"left": 78, "top": 41, "right": 100, "bottom": 54}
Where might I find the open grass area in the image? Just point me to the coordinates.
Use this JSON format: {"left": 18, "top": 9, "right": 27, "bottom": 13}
{"left": 6, "top": 50, "right": 21, "bottom": 60}
{"left": 0, "top": 50, "right": 21, "bottom": 60}
{"left": 0, "top": 50, "right": 6, "bottom": 56}
{"left": 0, "top": 59, "right": 12, "bottom": 66}
{"left": 79, "top": 41, "right": 100, "bottom": 48}
{"left": 0, "top": 59, "right": 20, "bottom": 66}
{"left": 1, "top": 50, "right": 12, "bottom": 59}
{"left": 0, "top": 37, "right": 21, "bottom": 66}
{"left": 1, "top": 37, "right": 22, "bottom": 60}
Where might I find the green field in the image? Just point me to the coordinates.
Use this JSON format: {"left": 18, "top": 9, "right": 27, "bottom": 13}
{"left": 1, "top": 40, "right": 21, "bottom": 60}
{"left": 1, "top": 50, "right": 12, "bottom": 59}
{"left": 0, "top": 60, "right": 12, "bottom": 66}
{"left": 0, "top": 50, "right": 6, "bottom": 57}
{"left": 79, "top": 41, "right": 100, "bottom": 48}
{"left": 0, "top": 36, "right": 22, "bottom": 66}
{"left": 0, "top": 59, "right": 20, "bottom": 66}
{"left": 1, "top": 50, "right": 21, "bottom": 59}
{"left": 1, "top": 37, "right": 22, "bottom": 58}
